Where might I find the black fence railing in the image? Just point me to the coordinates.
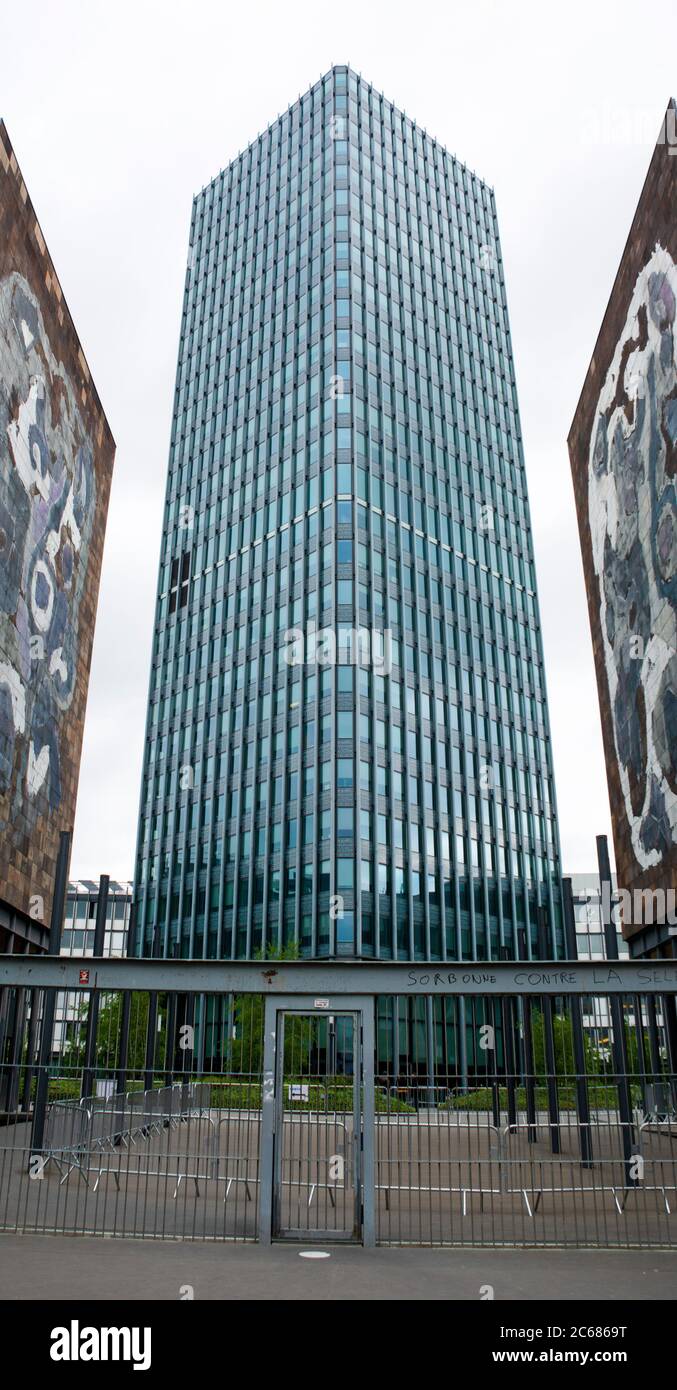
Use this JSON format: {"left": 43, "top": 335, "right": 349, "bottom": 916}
{"left": 0, "top": 983, "right": 675, "bottom": 1247}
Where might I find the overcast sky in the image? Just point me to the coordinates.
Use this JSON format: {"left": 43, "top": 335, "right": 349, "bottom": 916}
{"left": 2, "top": 0, "right": 675, "bottom": 882}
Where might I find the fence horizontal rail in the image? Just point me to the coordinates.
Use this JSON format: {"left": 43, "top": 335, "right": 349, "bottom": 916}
{"left": 2, "top": 955, "right": 677, "bottom": 995}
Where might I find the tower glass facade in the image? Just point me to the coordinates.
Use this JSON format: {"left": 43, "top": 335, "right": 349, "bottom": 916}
{"left": 133, "top": 66, "right": 563, "bottom": 965}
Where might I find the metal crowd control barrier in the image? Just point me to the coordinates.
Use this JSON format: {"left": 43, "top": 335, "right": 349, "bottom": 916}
{"left": 642, "top": 1084, "right": 677, "bottom": 1126}
{"left": 216, "top": 1111, "right": 261, "bottom": 1206}
{"left": 375, "top": 1114, "right": 504, "bottom": 1214}
{"left": 41, "top": 1083, "right": 213, "bottom": 1192}
{"left": 42, "top": 1101, "right": 91, "bottom": 1184}
{"left": 494, "top": 1115, "right": 677, "bottom": 1219}
{"left": 88, "top": 1083, "right": 217, "bottom": 1196}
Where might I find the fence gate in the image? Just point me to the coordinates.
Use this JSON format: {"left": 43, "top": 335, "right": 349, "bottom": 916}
{"left": 1, "top": 958, "right": 677, "bottom": 1249}
{"left": 259, "top": 996, "right": 376, "bottom": 1245}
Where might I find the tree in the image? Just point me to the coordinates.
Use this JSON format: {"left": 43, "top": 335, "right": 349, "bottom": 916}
{"left": 94, "top": 992, "right": 155, "bottom": 1073}
{"left": 230, "top": 943, "right": 312, "bottom": 1077}
{"left": 61, "top": 992, "right": 168, "bottom": 1078}
{"left": 530, "top": 1008, "right": 599, "bottom": 1078}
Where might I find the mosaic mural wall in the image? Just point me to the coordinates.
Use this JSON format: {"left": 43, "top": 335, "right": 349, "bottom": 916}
{"left": 0, "top": 121, "right": 115, "bottom": 931}
{"left": 588, "top": 247, "right": 676, "bottom": 873}
{"left": 569, "top": 99, "right": 677, "bottom": 942}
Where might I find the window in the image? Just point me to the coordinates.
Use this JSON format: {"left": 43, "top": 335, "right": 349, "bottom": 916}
{"left": 337, "top": 758, "right": 353, "bottom": 788}
{"left": 337, "top": 711, "right": 353, "bottom": 739}
{"left": 336, "top": 858, "right": 354, "bottom": 891}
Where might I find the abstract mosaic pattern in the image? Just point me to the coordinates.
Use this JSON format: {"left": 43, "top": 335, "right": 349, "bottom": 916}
{"left": 587, "top": 244, "right": 677, "bottom": 872}
{"left": 0, "top": 271, "right": 97, "bottom": 832}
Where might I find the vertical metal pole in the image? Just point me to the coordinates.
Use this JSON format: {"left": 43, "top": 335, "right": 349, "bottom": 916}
{"left": 541, "top": 994, "right": 561, "bottom": 1154}
{"left": 458, "top": 997, "right": 468, "bottom": 1092}
{"left": 328, "top": 1015, "right": 337, "bottom": 1077}
{"left": 6, "top": 983, "right": 27, "bottom": 1114}
{"left": 21, "top": 985, "right": 40, "bottom": 1112}
{"left": 166, "top": 992, "right": 178, "bottom": 1082}
{"left": 663, "top": 995, "right": 677, "bottom": 1111}
{"left": 425, "top": 994, "right": 435, "bottom": 1106}
{"left": 489, "top": 998, "right": 501, "bottom": 1128}
{"left": 177, "top": 993, "right": 195, "bottom": 1115}
{"left": 117, "top": 991, "right": 131, "bottom": 1093}
{"left": 214, "top": 993, "right": 223, "bottom": 1071}
{"left": 442, "top": 996, "right": 451, "bottom": 1079}
{"left": 634, "top": 995, "right": 648, "bottom": 1077}
{"left": 46, "top": 833, "right": 70, "bottom": 956}
{"left": 569, "top": 990, "right": 593, "bottom": 1166}
{"left": 181, "top": 994, "right": 196, "bottom": 1075}
{"left": 125, "top": 898, "right": 138, "bottom": 958}
{"left": 597, "top": 835, "right": 635, "bottom": 1185}
{"left": 0, "top": 932, "right": 16, "bottom": 1110}
{"left": 502, "top": 994, "right": 517, "bottom": 1130}
{"left": 196, "top": 994, "right": 206, "bottom": 1073}
{"left": 31, "top": 830, "right": 71, "bottom": 1152}
{"left": 538, "top": 906, "right": 560, "bottom": 1154}
{"left": 562, "top": 877, "right": 592, "bottom": 1165}
{"left": 144, "top": 994, "right": 158, "bottom": 1092}
{"left": 116, "top": 892, "right": 135, "bottom": 1094}
{"left": 514, "top": 996, "right": 526, "bottom": 1080}
{"left": 500, "top": 946, "right": 517, "bottom": 1129}
{"left": 1, "top": 935, "right": 26, "bottom": 1114}
{"left": 81, "top": 875, "right": 109, "bottom": 1100}
{"left": 646, "top": 995, "right": 662, "bottom": 1076}
{"left": 391, "top": 996, "right": 398, "bottom": 1089}
{"left": 522, "top": 995, "right": 537, "bottom": 1143}
{"left": 225, "top": 992, "right": 234, "bottom": 1070}
{"left": 597, "top": 837, "right": 619, "bottom": 963}
{"left": 165, "top": 941, "right": 180, "bottom": 1080}
{"left": 259, "top": 995, "right": 277, "bottom": 1245}
{"left": 361, "top": 996, "right": 376, "bottom": 1248}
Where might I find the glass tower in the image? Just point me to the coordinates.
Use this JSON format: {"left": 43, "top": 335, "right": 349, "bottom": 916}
{"left": 132, "top": 65, "right": 564, "bottom": 968}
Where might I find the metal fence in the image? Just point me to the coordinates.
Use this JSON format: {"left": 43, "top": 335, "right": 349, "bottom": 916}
{"left": 373, "top": 1076, "right": 677, "bottom": 1246}
{"left": 0, "top": 959, "right": 676, "bottom": 1248}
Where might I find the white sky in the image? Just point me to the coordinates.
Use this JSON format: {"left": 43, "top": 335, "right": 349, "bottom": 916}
{"left": 2, "top": 0, "right": 675, "bottom": 882}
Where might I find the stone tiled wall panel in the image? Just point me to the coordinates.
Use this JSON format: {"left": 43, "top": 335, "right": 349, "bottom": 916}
{"left": 0, "top": 120, "right": 115, "bottom": 932}
{"left": 568, "top": 100, "right": 677, "bottom": 938}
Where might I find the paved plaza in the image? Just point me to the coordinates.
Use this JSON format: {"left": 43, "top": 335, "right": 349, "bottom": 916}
{"left": 0, "top": 1233, "right": 675, "bottom": 1301}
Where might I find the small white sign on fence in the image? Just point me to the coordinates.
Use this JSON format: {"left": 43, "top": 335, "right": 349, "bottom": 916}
{"left": 287, "top": 1084, "right": 310, "bottom": 1103}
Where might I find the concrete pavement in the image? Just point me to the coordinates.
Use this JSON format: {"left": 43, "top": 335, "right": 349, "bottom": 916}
{"left": 0, "top": 1234, "right": 675, "bottom": 1300}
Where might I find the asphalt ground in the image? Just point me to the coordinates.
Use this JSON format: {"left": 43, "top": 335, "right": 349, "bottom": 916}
{"left": 0, "top": 1233, "right": 675, "bottom": 1300}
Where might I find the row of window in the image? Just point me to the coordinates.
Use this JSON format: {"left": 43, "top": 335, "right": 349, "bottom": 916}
{"left": 65, "top": 900, "right": 130, "bottom": 924}
{"left": 164, "top": 466, "right": 531, "bottom": 575}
